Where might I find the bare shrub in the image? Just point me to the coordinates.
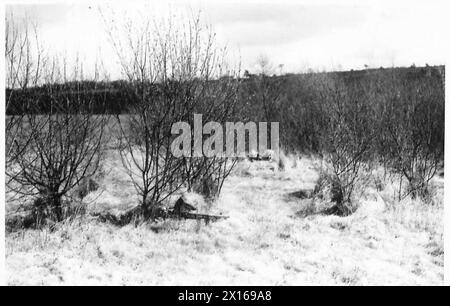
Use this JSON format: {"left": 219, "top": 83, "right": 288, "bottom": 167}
{"left": 314, "top": 170, "right": 341, "bottom": 203}
{"left": 316, "top": 74, "right": 376, "bottom": 215}
{"left": 190, "top": 156, "right": 236, "bottom": 201}
{"left": 7, "top": 60, "right": 108, "bottom": 223}
{"left": 103, "top": 12, "right": 239, "bottom": 220}
{"left": 376, "top": 69, "right": 444, "bottom": 201}
{"left": 5, "top": 13, "right": 106, "bottom": 226}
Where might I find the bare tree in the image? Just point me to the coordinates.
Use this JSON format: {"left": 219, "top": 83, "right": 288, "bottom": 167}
{"left": 237, "top": 55, "right": 285, "bottom": 158}
{"left": 8, "top": 58, "right": 108, "bottom": 223}
{"left": 254, "top": 55, "right": 284, "bottom": 123}
{"left": 377, "top": 68, "right": 444, "bottom": 200}
{"left": 317, "top": 74, "right": 376, "bottom": 215}
{"left": 104, "top": 12, "right": 240, "bottom": 219}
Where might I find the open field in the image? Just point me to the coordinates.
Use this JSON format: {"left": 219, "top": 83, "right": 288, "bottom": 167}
{"left": 4, "top": 1, "right": 446, "bottom": 288}
{"left": 6, "top": 152, "right": 443, "bottom": 285}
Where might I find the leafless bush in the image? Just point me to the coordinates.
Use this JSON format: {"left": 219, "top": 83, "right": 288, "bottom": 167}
{"left": 316, "top": 74, "right": 376, "bottom": 215}
{"left": 104, "top": 12, "right": 239, "bottom": 220}
{"left": 376, "top": 69, "right": 444, "bottom": 201}
{"left": 312, "top": 168, "right": 357, "bottom": 216}
{"left": 5, "top": 14, "right": 103, "bottom": 226}
{"left": 7, "top": 59, "right": 108, "bottom": 222}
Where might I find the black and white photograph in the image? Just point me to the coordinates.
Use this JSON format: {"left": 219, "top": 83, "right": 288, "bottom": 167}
{"left": 1, "top": 0, "right": 448, "bottom": 287}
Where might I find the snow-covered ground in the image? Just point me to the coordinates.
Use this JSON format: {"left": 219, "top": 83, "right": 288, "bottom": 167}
{"left": 6, "top": 154, "right": 443, "bottom": 285}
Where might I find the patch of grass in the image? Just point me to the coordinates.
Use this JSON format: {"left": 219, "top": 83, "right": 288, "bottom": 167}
{"left": 5, "top": 153, "right": 444, "bottom": 285}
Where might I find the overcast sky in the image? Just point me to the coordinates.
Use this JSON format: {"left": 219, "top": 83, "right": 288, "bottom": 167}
{"left": 6, "top": 0, "right": 448, "bottom": 79}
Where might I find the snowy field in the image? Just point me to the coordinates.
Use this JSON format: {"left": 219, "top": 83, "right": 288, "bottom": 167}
{"left": 6, "top": 152, "right": 443, "bottom": 285}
